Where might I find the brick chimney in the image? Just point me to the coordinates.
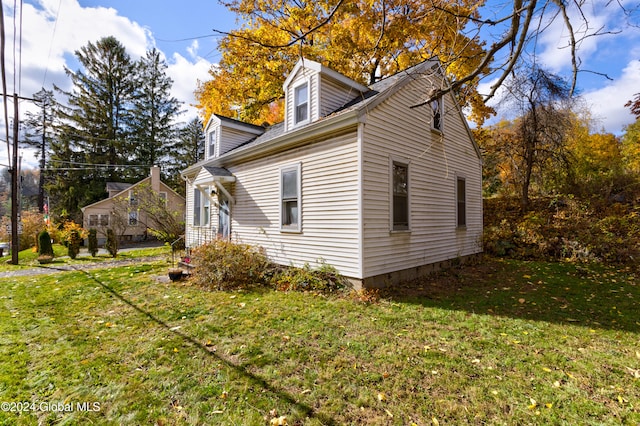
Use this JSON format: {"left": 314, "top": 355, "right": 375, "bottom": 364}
{"left": 150, "top": 166, "right": 160, "bottom": 192}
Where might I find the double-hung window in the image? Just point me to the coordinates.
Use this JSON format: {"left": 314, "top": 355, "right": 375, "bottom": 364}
{"left": 193, "top": 187, "right": 210, "bottom": 227}
{"left": 392, "top": 161, "right": 409, "bottom": 231}
{"left": 281, "top": 163, "right": 301, "bottom": 232}
{"left": 456, "top": 177, "right": 466, "bottom": 228}
{"left": 208, "top": 129, "right": 216, "bottom": 158}
{"left": 294, "top": 83, "right": 309, "bottom": 125}
{"left": 193, "top": 188, "right": 201, "bottom": 226}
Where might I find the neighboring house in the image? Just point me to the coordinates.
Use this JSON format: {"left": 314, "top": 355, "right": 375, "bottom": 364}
{"left": 81, "top": 166, "right": 185, "bottom": 244}
{"left": 182, "top": 58, "right": 483, "bottom": 287}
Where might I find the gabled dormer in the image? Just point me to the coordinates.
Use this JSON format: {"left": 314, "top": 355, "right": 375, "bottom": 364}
{"left": 283, "top": 58, "right": 368, "bottom": 132}
{"left": 204, "top": 114, "right": 265, "bottom": 159}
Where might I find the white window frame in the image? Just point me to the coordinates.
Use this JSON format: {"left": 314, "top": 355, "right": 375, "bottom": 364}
{"left": 431, "top": 96, "right": 444, "bottom": 133}
{"left": 99, "top": 214, "right": 109, "bottom": 226}
{"left": 390, "top": 159, "right": 410, "bottom": 232}
{"left": 208, "top": 129, "right": 217, "bottom": 158}
{"left": 193, "top": 187, "right": 211, "bottom": 227}
{"left": 280, "top": 163, "right": 302, "bottom": 233}
{"left": 456, "top": 176, "right": 466, "bottom": 228}
{"left": 193, "top": 188, "right": 201, "bottom": 226}
{"left": 89, "top": 214, "right": 98, "bottom": 227}
{"left": 293, "top": 81, "right": 310, "bottom": 126}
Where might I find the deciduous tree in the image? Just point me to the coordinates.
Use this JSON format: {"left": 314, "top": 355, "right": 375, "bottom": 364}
{"left": 197, "top": 0, "right": 491, "bottom": 125}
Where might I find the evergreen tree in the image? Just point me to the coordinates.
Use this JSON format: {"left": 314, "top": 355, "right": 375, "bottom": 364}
{"left": 128, "top": 48, "right": 182, "bottom": 173}
{"left": 49, "top": 36, "right": 137, "bottom": 220}
{"left": 164, "top": 117, "right": 205, "bottom": 194}
{"left": 22, "top": 88, "right": 57, "bottom": 212}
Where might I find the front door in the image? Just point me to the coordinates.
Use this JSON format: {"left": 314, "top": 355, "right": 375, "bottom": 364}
{"left": 218, "top": 196, "right": 230, "bottom": 239}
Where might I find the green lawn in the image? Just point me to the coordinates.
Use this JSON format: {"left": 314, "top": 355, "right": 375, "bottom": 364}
{"left": 0, "top": 257, "right": 638, "bottom": 425}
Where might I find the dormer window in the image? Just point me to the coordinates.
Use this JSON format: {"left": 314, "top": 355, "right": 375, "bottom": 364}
{"left": 208, "top": 129, "right": 217, "bottom": 157}
{"left": 294, "top": 83, "right": 309, "bottom": 124}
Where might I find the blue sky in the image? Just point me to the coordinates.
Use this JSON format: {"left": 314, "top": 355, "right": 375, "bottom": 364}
{"left": 2, "top": 0, "right": 639, "bottom": 168}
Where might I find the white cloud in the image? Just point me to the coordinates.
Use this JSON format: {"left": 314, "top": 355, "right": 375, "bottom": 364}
{"left": 582, "top": 60, "right": 640, "bottom": 134}
{"left": 166, "top": 52, "right": 212, "bottom": 121}
{"left": 1, "top": 0, "right": 214, "bottom": 168}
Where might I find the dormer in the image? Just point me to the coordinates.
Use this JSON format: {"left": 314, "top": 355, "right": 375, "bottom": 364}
{"left": 204, "top": 114, "right": 265, "bottom": 159}
{"left": 283, "top": 58, "right": 368, "bottom": 132}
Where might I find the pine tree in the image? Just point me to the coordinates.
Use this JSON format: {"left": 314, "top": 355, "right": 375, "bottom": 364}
{"left": 164, "top": 117, "right": 205, "bottom": 194}
{"left": 22, "top": 88, "right": 57, "bottom": 212}
{"left": 128, "top": 48, "right": 182, "bottom": 173}
{"left": 49, "top": 36, "right": 137, "bottom": 220}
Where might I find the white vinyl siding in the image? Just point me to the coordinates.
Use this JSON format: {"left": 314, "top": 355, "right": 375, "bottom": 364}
{"left": 230, "top": 132, "right": 361, "bottom": 277}
{"left": 361, "top": 75, "right": 482, "bottom": 278}
{"left": 319, "top": 75, "right": 362, "bottom": 117}
{"left": 219, "top": 127, "right": 259, "bottom": 156}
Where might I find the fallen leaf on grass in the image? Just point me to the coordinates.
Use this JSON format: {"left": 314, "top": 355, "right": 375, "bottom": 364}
{"left": 625, "top": 367, "right": 640, "bottom": 378}
{"left": 377, "top": 392, "right": 386, "bottom": 402}
{"left": 270, "top": 416, "right": 288, "bottom": 425}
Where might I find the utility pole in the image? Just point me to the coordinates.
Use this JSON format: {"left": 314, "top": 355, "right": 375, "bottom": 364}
{"left": 10, "top": 92, "right": 18, "bottom": 264}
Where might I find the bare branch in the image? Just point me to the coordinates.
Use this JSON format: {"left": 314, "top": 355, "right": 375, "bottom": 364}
{"left": 212, "top": 0, "right": 346, "bottom": 49}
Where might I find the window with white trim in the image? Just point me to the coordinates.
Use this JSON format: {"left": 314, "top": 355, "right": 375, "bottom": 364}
{"left": 456, "top": 177, "right": 466, "bottom": 227}
{"left": 281, "top": 163, "right": 301, "bottom": 232}
{"left": 89, "top": 215, "right": 98, "bottom": 227}
{"left": 392, "top": 161, "right": 409, "bottom": 231}
{"left": 193, "top": 188, "right": 201, "bottom": 226}
{"left": 294, "top": 83, "right": 309, "bottom": 125}
{"left": 208, "top": 129, "right": 216, "bottom": 158}
{"left": 193, "top": 187, "right": 211, "bottom": 227}
{"left": 431, "top": 97, "right": 443, "bottom": 132}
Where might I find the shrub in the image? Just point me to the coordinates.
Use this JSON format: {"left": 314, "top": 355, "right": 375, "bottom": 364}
{"left": 59, "top": 221, "right": 87, "bottom": 260}
{"left": 270, "top": 262, "right": 349, "bottom": 293}
{"left": 38, "top": 230, "right": 54, "bottom": 257}
{"left": 88, "top": 229, "right": 98, "bottom": 257}
{"left": 105, "top": 229, "right": 118, "bottom": 257}
{"left": 190, "top": 239, "right": 271, "bottom": 290}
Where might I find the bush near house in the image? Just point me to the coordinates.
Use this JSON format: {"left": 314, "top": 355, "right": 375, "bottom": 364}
{"left": 190, "top": 239, "right": 271, "bottom": 290}
{"left": 190, "top": 239, "right": 349, "bottom": 293}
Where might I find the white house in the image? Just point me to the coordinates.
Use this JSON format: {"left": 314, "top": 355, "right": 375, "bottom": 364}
{"left": 181, "top": 58, "right": 483, "bottom": 287}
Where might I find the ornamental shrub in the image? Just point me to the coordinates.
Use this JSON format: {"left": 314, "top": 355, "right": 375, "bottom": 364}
{"left": 105, "top": 228, "right": 118, "bottom": 257}
{"left": 38, "top": 230, "right": 54, "bottom": 257}
{"left": 270, "top": 262, "right": 349, "bottom": 293}
{"left": 190, "top": 239, "right": 271, "bottom": 290}
{"left": 88, "top": 229, "right": 98, "bottom": 257}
